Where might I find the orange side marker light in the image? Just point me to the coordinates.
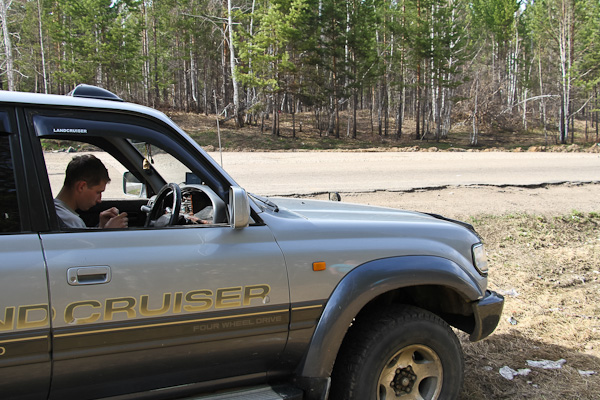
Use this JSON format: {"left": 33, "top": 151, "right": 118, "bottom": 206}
{"left": 313, "top": 262, "right": 326, "bottom": 271}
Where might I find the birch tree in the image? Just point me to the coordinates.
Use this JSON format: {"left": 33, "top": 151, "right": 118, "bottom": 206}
{"left": 471, "top": 0, "right": 520, "bottom": 107}
{"left": 0, "top": 0, "right": 15, "bottom": 90}
{"left": 1, "top": 0, "right": 598, "bottom": 149}
{"left": 347, "top": 0, "right": 379, "bottom": 138}
{"left": 227, "top": 0, "right": 243, "bottom": 127}
{"left": 36, "top": 0, "right": 48, "bottom": 93}
{"left": 530, "top": 0, "right": 592, "bottom": 143}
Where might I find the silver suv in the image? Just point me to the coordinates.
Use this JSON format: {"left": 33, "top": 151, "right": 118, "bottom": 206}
{"left": 0, "top": 86, "right": 503, "bottom": 400}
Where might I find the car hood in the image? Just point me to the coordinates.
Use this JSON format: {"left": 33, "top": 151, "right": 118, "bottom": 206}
{"left": 267, "top": 197, "right": 435, "bottom": 223}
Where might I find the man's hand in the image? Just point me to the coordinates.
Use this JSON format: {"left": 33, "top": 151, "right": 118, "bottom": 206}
{"left": 100, "top": 207, "right": 128, "bottom": 229}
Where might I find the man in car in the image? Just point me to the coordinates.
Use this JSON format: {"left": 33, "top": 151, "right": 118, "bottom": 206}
{"left": 54, "top": 154, "right": 128, "bottom": 229}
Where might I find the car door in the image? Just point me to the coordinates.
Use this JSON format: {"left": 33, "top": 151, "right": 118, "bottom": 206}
{"left": 42, "top": 226, "right": 289, "bottom": 399}
{"left": 27, "top": 109, "right": 290, "bottom": 399}
{"left": 0, "top": 109, "right": 51, "bottom": 400}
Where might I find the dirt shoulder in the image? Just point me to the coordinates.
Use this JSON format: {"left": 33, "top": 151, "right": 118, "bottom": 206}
{"left": 303, "top": 181, "right": 600, "bottom": 399}
{"left": 302, "top": 182, "right": 600, "bottom": 220}
{"left": 459, "top": 212, "right": 600, "bottom": 399}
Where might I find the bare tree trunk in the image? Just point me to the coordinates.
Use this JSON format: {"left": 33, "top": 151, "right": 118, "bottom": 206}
{"left": 327, "top": 102, "right": 335, "bottom": 137}
{"left": 141, "top": 1, "right": 150, "bottom": 104}
{"left": 557, "top": 0, "right": 573, "bottom": 144}
{"left": 346, "top": 110, "right": 351, "bottom": 138}
{"left": 471, "top": 74, "right": 479, "bottom": 146}
{"left": 292, "top": 95, "right": 296, "bottom": 138}
{"left": 442, "top": 87, "right": 452, "bottom": 138}
{"left": 435, "top": 85, "right": 442, "bottom": 141}
{"left": 227, "top": 0, "right": 243, "bottom": 127}
{"left": 0, "top": 0, "right": 15, "bottom": 91}
{"left": 189, "top": 46, "right": 198, "bottom": 111}
{"left": 333, "top": 61, "right": 339, "bottom": 138}
{"left": 352, "top": 89, "right": 357, "bottom": 139}
{"left": 370, "top": 87, "right": 374, "bottom": 134}
{"left": 415, "top": 0, "right": 421, "bottom": 139}
{"left": 384, "top": 76, "right": 389, "bottom": 136}
{"left": 596, "top": 85, "right": 600, "bottom": 143}
{"left": 396, "top": 86, "right": 404, "bottom": 140}
{"left": 522, "top": 88, "right": 528, "bottom": 131}
{"left": 153, "top": 7, "right": 159, "bottom": 105}
{"left": 377, "top": 81, "right": 383, "bottom": 136}
{"left": 36, "top": 0, "right": 48, "bottom": 93}
{"left": 584, "top": 104, "right": 588, "bottom": 142}
{"left": 245, "top": 0, "right": 257, "bottom": 122}
{"left": 315, "top": 108, "right": 322, "bottom": 137}
{"left": 422, "top": 72, "right": 428, "bottom": 139}
{"left": 538, "top": 51, "right": 548, "bottom": 145}
{"left": 272, "top": 94, "right": 279, "bottom": 136}
{"left": 203, "top": 68, "right": 209, "bottom": 115}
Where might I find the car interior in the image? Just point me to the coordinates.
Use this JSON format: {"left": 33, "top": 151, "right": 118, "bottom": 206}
{"left": 35, "top": 119, "right": 229, "bottom": 230}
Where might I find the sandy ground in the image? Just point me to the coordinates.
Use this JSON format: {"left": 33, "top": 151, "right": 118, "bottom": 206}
{"left": 303, "top": 183, "right": 600, "bottom": 219}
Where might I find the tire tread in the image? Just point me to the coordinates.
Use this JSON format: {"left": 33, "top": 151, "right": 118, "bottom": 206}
{"left": 330, "top": 305, "right": 464, "bottom": 400}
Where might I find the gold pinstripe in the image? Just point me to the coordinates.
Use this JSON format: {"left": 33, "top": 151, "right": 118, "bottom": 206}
{"left": 291, "top": 304, "right": 323, "bottom": 311}
{"left": 0, "top": 335, "right": 48, "bottom": 344}
{"left": 54, "top": 308, "right": 288, "bottom": 338}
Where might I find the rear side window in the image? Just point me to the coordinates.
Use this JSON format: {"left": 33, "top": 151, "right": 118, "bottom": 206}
{"left": 0, "top": 134, "right": 20, "bottom": 233}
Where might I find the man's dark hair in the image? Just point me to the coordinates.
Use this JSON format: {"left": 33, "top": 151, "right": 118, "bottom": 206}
{"left": 64, "top": 154, "right": 110, "bottom": 188}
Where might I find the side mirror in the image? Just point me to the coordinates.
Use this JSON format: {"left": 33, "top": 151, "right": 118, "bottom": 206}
{"left": 229, "top": 186, "right": 250, "bottom": 229}
{"left": 123, "top": 172, "right": 146, "bottom": 197}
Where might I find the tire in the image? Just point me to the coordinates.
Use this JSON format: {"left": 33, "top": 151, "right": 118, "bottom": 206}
{"left": 330, "top": 305, "right": 464, "bottom": 400}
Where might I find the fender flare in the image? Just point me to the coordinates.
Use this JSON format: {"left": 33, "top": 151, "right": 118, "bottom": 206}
{"left": 298, "top": 255, "right": 484, "bottom": 379}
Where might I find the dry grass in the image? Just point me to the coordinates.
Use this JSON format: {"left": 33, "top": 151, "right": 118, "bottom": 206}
{"left": 460, "top": 212, "right": 600, "bottom": 399}
{"left": 168, "top": 110, "right": 600, "bottom": 152}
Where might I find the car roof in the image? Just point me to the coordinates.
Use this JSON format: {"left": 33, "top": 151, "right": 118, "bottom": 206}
{"left": 0, "top": 90, "right": 173, "bottom": 127}
{"left": 1, "top": 89, "right": 242, "bottom": 200}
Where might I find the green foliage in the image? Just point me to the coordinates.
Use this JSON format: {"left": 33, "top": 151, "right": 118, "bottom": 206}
{"left": 471, "top": 0, "right": 519, "bottom": 46}
{"left": 574, "top": 0, "right": 600, "bottom": 89}
{"left": 236, "top": 0, "right": 319, "bottom": 98}
{"left": 45, "top": 0, "right": 142, "bottom": 88}
{"left": 1, "top": 0, "right": 598, "bottom": 147}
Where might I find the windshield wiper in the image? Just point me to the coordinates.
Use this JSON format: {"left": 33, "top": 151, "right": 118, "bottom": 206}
{"left": 249, "top": 193, "right": 279, "bottom": 212}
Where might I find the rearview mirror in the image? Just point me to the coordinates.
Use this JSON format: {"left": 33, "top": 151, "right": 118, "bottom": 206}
{"left": 229, "top": 186, "right": 250, "bottom": 229}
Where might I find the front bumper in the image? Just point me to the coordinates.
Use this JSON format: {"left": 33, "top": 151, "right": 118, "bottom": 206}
{"left": 469, "top": 290, "right": 505, "bottom": 342}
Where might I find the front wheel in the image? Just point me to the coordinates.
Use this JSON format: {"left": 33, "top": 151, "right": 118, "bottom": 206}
{"left": 330, "top": 305, "right": 464, "bottom": 400}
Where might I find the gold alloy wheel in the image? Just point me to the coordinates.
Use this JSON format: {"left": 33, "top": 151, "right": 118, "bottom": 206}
{"left": 377, "top": 344, "right": 443, "bottom": 399}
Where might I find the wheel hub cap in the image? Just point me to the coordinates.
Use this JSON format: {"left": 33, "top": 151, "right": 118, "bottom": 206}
{"left": 376, "top": 344, "right": 443, "bottom": 400}
{"left": 391, "top": 365, "right": 417, "bottom": 396}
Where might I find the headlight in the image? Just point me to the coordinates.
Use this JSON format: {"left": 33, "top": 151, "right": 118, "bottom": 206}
{"left": 472, "top": 243, "right": 488, "bottom": 276}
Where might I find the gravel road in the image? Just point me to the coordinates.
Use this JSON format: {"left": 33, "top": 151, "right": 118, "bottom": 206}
{"left": 213, "top": 151, "right": 600, "bottom": 218}
{"left": 46, "top": 151, "right": 600, "bottom": 218}
{"left": 214, "top": 151, "right": 600, "bottom": 195}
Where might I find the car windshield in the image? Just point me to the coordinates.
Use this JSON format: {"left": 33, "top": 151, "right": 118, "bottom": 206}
{"left": 129, "top": 141, "right": 193, "bottom": 187}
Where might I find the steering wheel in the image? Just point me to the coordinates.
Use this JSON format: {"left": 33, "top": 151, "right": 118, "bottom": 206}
{"left": 144, "top": 183, "right": 182, "bottom": 227}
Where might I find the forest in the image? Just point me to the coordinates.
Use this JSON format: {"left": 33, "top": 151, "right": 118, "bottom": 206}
{"left": 1, "top": 0, "right": 599, "bottom": 146}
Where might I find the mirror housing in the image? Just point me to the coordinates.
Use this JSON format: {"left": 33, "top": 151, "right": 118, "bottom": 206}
{"left": 229, "top": 186, "right": 250, "bottom": 229}
{"left": 123, "top": 172, "right": 146, "bottom": 197}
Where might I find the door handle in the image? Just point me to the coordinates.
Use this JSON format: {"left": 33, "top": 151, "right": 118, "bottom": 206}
{"left": 67, "top": 266, "right": 111, "bottom": 286}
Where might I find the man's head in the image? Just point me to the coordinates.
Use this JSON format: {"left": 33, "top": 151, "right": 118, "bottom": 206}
{"left": 63, "top": 154, "right": 110, "bottom": 211}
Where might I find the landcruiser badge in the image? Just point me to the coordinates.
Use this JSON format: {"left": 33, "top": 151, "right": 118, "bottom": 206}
{"left": 53, "top": 128, "right": 88, "bottom": 134}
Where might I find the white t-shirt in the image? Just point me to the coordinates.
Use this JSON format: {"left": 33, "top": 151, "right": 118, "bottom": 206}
{"left": 54, "top": 199, "right": 86, "bottom": 229}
